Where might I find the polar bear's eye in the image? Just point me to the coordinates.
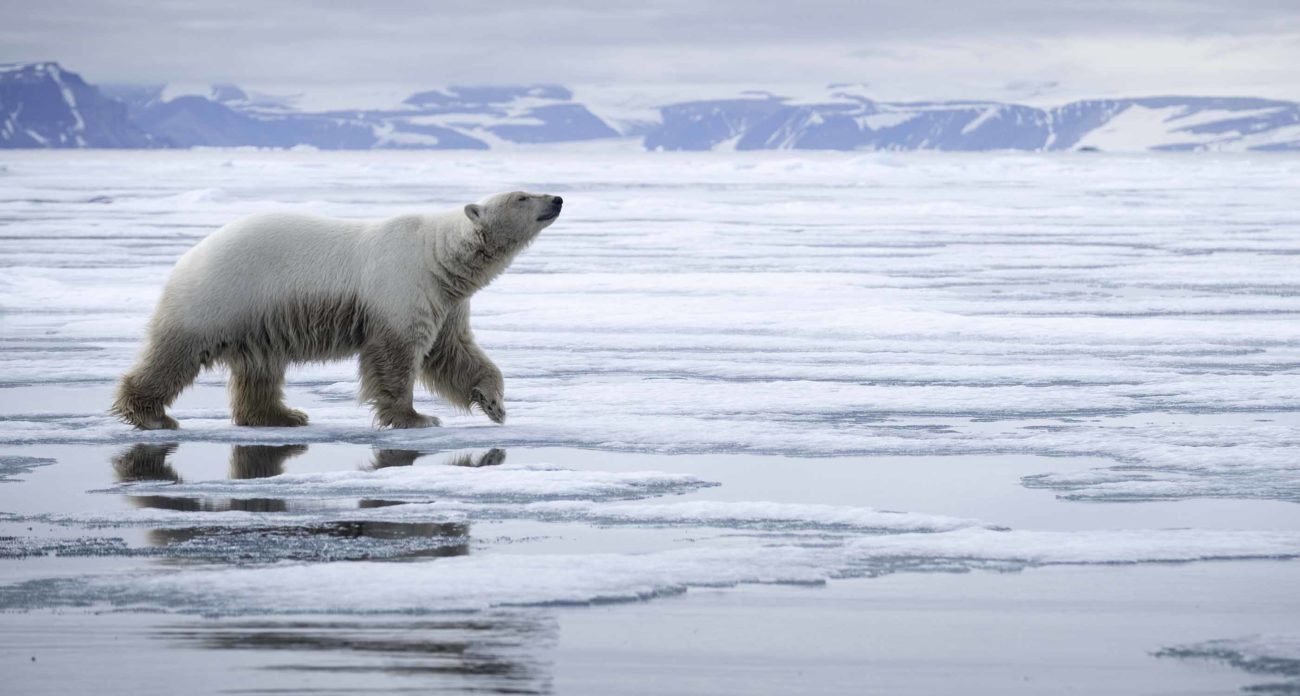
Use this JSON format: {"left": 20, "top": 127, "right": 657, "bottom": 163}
{"left": 513, "top": 195, "right": 526, "bottom": 204}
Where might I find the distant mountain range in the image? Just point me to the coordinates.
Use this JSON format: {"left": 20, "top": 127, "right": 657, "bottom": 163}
{"left": 3, "top": 62, "right": 1298, "bottom": 152}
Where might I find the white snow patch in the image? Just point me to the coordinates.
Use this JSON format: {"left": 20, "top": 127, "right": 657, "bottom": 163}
{"left": 159, "top": 82, "right": 220, "bottom": 102}
{"left": 373, "top": 124, "right": 441, "bottom": 147}
{"left": 1073, "top": 105, "right": 1184, "bottom": 150}
{"left": 961, "top": 106, "right": 1001, "bottom": 134}
{"left": 46, "top": 64, "right": 85, "bottom": 144}
{"left": 1168, "top": 107, "right": 1288, "bottom": 128}
{"left": 530, "top": 499, "right": 979, "bottom": 532}
{"left": 858, "top": 111, "right": 916, "bottom": 130}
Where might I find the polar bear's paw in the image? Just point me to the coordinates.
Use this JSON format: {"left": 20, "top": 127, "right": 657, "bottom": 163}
{"left": 235, "top": 408, "right": 310, "bottom": 428}
{"left": 471, "top": 387, "right": 506, "bottom": 424}
{"left": 276, "top": 408, "right": 311, "bottom": 427}
{"left": 381, "top": 410, "right": 441, "bottom": 429}
{"left": 139, "top": 413, "right": 180, "bottom": 430}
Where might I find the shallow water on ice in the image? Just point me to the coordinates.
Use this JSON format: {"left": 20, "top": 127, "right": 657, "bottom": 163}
{"left": 2, "top": 150, "right": 1299, "bottom": 693}
{"left": 2, "top": 439, "right": 1300, "bottom": 695}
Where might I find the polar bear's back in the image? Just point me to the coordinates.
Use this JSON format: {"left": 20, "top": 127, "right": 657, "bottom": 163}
{"left": 159, "top": 212, "right": 400, "bottom": 334}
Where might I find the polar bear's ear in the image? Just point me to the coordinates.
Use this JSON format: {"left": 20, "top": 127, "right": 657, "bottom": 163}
{"left": 464, "top": 204, "right": 484, "bottom": 226}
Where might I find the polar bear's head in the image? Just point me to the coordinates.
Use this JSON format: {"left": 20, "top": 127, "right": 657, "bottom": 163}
{"left": 464, "top": 191, "right": 563, "bottom": 249}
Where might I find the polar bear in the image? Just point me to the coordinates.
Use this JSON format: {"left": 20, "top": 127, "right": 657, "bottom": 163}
{"left": 111, "top": 191, "right": 562, "bottom": 430}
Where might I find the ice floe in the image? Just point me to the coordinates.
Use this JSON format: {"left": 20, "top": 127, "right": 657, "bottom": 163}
{"left": 5, "top": 528, "right": 1299, "bottom": 614}
{"left": 108, "top": 461, "right": 714, "bottom": 502}
{"left": 17, "top": 497, "right": 979, "bottom": 535}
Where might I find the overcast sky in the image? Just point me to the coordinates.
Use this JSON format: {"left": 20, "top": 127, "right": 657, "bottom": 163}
{"left": 3, "top": 0, "right": 1299, "bottom": 102}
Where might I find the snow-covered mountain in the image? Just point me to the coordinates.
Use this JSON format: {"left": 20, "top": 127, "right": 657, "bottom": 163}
{"left": 0, "top": 63, "right": 154, "bottom": 148}
{"left": 645, "top": 88, "right": 1300, "bottom": 151}
{"left": 100, "top": 80, "right": 618, "bottom": 150}
{"left": 3, "top": 63, "right": 1298, "bottom": 151}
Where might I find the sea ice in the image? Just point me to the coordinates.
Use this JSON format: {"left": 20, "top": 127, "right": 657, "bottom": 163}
{"left": 2, "top": 150, "right": 1298, "bottom": 620}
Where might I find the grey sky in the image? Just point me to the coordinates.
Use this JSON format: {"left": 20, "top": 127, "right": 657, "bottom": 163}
{"left": 3, "top": 0, "right": 1299, "bottom": 102}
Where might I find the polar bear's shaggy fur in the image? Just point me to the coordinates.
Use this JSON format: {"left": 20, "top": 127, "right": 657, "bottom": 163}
{"left": 111, "top": 191, "right": 562, "bottom": 429}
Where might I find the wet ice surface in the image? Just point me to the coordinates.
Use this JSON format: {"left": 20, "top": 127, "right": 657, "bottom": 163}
{"left": 5, "top": 442, "right": 1300, "bottom": 695}
{"left": 2, "top": 150, "right": 1300, "bottom": 694}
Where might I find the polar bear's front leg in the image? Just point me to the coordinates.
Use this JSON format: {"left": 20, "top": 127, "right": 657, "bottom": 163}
{"left": 360, "top": 336, "right": 440, "bottom": 429}
{"left": 420, "top": 303, "right": 505, "bottom": 424}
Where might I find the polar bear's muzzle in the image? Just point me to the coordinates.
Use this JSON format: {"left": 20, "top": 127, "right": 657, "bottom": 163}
{"left": 536, "top": 196, "right": 563, "bottom": 222}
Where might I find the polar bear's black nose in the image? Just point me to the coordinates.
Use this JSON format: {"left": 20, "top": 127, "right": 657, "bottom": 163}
{"left": 552, "top": 196, "right": 563, "bottom": 207}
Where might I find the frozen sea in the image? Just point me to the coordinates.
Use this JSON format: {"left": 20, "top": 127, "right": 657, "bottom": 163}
{"left": 2, "top": 149, "right": 1299, "bottom": 694}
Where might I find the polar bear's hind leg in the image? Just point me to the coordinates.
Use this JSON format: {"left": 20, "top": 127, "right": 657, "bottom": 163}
{"left": 111, "top": 333, "right": 205, "bottom": 430}
{"left": 360, "top": 336, "right": 440, "bottom": 429}
{"left": 227, "top": 357, "right": 309, "bottom": 427}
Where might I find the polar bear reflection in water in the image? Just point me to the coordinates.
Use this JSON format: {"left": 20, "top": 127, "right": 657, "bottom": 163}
{"left": 110, "top": 443, "right": 505, "bottom": 561}
{"left": 112, "top": 444, "right": 552, "bottom": 691}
